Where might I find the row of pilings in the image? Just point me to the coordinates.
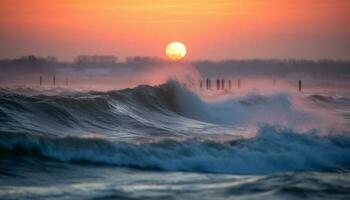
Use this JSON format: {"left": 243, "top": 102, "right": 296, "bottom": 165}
{"left": 200, "top": 79, "right": 302, "bottom": 92}
{"left": 38, "top": 76, "right": 69, "bottom": 87}
{"left": 200, "top": 79, "right": 240, "bottom": 90}
{"left": 37, "top": 76, "right": 303, "bottom": 93}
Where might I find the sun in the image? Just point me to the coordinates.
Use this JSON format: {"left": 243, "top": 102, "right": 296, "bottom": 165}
{"left": 165, "top": 42, "right": 187, "bottom": 61}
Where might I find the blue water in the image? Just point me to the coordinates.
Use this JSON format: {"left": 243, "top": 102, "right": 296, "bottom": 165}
{"left": 0, "top": 81, "right": 350, "bottom": 199}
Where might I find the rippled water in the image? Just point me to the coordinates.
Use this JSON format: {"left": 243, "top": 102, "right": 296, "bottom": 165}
{"left": 0, "top": 81, "right": 349, "bottom": 199}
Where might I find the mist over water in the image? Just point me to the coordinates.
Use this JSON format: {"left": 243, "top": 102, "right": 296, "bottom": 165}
{"left": 1, "top": 0, "right": 350, "bottom": 197}
{"left": 0, "top": 63, "right": 350, "bottom": 199}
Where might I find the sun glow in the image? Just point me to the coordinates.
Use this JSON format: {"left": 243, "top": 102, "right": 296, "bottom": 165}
{"left": 165, "top": 42, "right": 187, "bottom": 60}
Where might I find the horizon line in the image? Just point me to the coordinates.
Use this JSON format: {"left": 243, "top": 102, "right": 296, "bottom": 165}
{"left": 1, "top": 55, "right": 350, "bottom": 63}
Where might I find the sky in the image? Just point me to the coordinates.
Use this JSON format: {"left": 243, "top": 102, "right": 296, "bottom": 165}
{"left": 0, "top": 0, "right": 349, "bottom": 61}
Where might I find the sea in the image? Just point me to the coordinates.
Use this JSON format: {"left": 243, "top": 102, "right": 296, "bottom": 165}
{"left": 0, "top": 80, "right": 349, "bottom": 200}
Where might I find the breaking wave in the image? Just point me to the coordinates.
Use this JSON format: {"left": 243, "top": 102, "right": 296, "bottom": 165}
{"left": 0, "top": 126, "right": 349, "bottom": 174}
{"left": 0, "top": 81, "right": 349, "bottom": 174}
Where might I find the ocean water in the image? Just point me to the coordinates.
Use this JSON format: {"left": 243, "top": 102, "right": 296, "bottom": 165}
{"left": 0, "top": 81, "right": 350, "bottom": 200}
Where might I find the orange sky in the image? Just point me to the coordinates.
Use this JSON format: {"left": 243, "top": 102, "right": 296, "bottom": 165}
{"left": 0, "top": 0, "right": 349, "bottom": 61}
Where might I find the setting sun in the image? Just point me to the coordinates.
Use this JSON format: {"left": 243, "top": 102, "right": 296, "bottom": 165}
{"left": 1, "top": 0, "right": 350, "bottom": 199}
{"left": 165, "top": 42, "right": 187, "bottom": 61}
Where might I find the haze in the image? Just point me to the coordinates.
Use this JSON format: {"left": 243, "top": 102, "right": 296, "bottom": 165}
{"left": 1, "top": 0, "right": 350, "bottom": 61}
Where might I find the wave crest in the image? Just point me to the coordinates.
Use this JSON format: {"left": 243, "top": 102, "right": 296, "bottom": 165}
{"left": 0, "top": 81, "right": 346, "bottom": 138}
{"left": 1, "top": 126, "right": 350, "bottom": 174}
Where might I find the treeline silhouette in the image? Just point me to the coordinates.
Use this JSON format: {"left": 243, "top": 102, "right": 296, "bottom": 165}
{"left": 0, "top": 55, "right": 349, "bottom": 86}
{"left": 194, "top": 59, "right": 350, "bottom": 81}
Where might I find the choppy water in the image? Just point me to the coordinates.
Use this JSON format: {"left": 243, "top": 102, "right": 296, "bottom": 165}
{"left": 0, "top": 81, "right": 350, "bottom": 199}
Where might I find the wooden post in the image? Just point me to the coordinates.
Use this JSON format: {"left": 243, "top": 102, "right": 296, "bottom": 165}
{"left": 238, "top": 79, "right": 241, "bottom": 89}
{"left": 221, "top": 79, "right": 225, "bottom": 90}
{"left": 228, "top": 80, "right": 232, "bottom": 89}
{"left": 39, "top": 76, "right": 42, "bottom": 86}
{"left": 53, "top": 76, "right": 56, "bottom": 87}
{"left": 299, "top": 80, "right": 301, "bottom": 92}
{"left": 217, "top": 79, "right": 220, "bottom": 90}
{"left": 208, "top": 79, "right": 211, "bottom": 89}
